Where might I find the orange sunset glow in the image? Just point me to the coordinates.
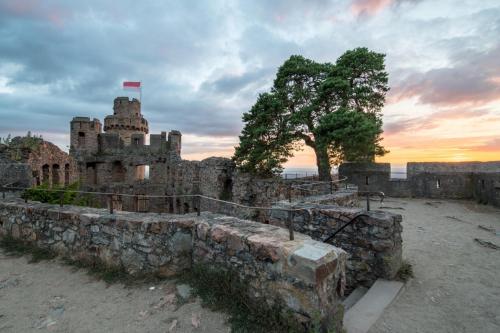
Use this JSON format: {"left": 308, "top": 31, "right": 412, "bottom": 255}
{"left": 0, "top": 0, "right": 499, "bottom": 171}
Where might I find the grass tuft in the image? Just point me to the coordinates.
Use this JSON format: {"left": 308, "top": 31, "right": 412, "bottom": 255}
{"left": 396, "top": 260, "right": 414, "bottom": 282}
{"left": 0, "top": 235, "right": 56, "bottom": 263}
{"left": 179, "top": 264, "right": 303, "bottom": 333}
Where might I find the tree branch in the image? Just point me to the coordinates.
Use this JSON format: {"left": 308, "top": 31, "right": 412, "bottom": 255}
{"left": 295, "top": 132, "right": 316, "bottom": 149}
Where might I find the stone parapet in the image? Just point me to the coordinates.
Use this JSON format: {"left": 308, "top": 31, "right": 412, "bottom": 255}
{"left": 0, "top": 199, "right": 346, "bottom": 331}
{"left": 270, "top": 203, "right": 402, "bottom": 290}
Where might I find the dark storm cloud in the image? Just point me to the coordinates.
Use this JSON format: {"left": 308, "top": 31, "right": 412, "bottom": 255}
{"left": 391, "top": 46, "right": 500, "bottom": 106}
{"left": 0, "top": 0, "right": 499, "bottom": 157}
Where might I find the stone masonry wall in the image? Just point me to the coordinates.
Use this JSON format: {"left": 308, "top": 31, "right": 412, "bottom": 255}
{"left": 339, "top": 161, "right": 500, "bottom": 207}
{"left": 0, "top": 199, "right": 347, "bottom": 331}
{"left": 270, "top": 203, "right": 402, "bottom": 290}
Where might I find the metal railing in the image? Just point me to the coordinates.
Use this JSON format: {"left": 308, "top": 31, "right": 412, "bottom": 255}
{"left": 323, "top": 212, "right": 373, "bottom": 244}
{"left": 1, "top": 184, "right": 313, "bottom": 241}
{"left": 1, "top": 178, "right": 382, "bottom": 242}
{"left": 288, "top": 176, "right": 349, "bottom": 197}
{"left": 358, "top": 191, "right": 385, "bottom": 211}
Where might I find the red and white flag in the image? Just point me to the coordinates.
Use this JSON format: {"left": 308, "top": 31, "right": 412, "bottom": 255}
{"left": 123, "top": 81, "right": 141, "bottom": 91}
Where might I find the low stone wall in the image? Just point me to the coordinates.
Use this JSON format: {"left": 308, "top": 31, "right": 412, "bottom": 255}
{"left": 339, "top": 161, "right": 500, "bottom": 207}
{"left": 199, "top": 189, "right": 358, "bottom": 223}
{"left": 270, "top": 203, "right": 402, "bottom": 290}
{"left": 0, "top": 199, "right": 346, "bottom": 331}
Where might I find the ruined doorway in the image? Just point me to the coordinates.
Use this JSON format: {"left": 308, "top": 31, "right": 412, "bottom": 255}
{"left": 64, "top": 163, "right": 70, "bottom": 186}
{"left": 86, "top": 163, "right": 97, "bottom": 185}
{"left": 52, "top": 164, "right": 60, "bottom": 186}
{"left": 111, "top": 161, "right": 126, "bottom": 182}
{"left": 42, "top": 164, "right": 50, "bottom": 185}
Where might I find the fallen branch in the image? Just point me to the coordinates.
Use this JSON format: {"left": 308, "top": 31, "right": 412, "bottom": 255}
{"left": 474, "top": 238, "right": 500, "bottom": 250}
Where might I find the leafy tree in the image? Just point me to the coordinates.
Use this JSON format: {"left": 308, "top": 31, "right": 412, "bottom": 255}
{"left": 233, "top": 47, "right": 389, "bottom": 180}
{"left": 233, "top": 93, "right": 296, "bottom": 177}
{"left": 315, "top": 108, "right": 388, "bottom": 165}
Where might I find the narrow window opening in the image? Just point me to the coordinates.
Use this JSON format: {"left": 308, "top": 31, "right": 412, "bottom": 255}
{"left": 78, "top": 132, "right": 85, "bottom": 146}
{"left": 365, "top": 176, "right": 369, "bottom": 185}
{"left": 112, "top": 161, "right": 126, "bottom": 182}
{"left": 134, "top": 165, "right": 150, "bottom": 181}
{"left": 436, "top": 179, "right": 441, "bottom": 189}
{"left": 481, "top": 179, "right": 485, "bottom": 189}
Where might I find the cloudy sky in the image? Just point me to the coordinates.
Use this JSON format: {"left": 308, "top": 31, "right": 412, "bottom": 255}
{"left": 0, "top": 0, "right": 499, "bottom": 168}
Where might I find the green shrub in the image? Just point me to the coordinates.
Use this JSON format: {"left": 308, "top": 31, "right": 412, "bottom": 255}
{"left": 22, "top": 181, "right": 100, "bottom": 207}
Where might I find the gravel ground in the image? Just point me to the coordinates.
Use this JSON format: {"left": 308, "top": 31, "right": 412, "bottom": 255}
{"left": 369, "top": 198, "right": 500, "bottom": 333}
{"left": 1, "top": 198, "right": 499, "bottom": 333}
{"left": 0, "top": 254, "right": 229, "bottom": 332}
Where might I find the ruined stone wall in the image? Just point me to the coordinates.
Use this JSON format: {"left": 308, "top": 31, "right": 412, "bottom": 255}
{"left": 0, "top": 199, "right": 347, "bottom": 331}
{"left": 339, "top": 161, "right": 500, "bottom": 207}
{"left": 270, "top": 203, "right": 402, "bottom": 290}
{"left": 70, "top": 117, "right": 101, "bottom": 156}
{"left": 0, "top": 162, "right": 31, "bottom": 188}
{"left": 471, "top": 172, "right": 500, "bottom": 207}
{"left": 0, "top": 140, "right": 77, "bottom": 188}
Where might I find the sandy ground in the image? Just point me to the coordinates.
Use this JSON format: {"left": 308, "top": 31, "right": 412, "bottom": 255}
{"left": 369, "top": 198, "right": 500, "bottom": 333}
{"left": 1, "top": 198, "right": 499, "bottom": 332}
{"left": 0, "top": 254, "right": 229, "bottom": 332}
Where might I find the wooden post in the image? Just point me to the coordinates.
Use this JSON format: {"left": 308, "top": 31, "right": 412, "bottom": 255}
{"left": 109, "top": 194, "right": 114, "bottom": 214}
{"left": 134, "top": 195, "right": 139, "bottom": 212}
{"left": 366, "top": 194, "right": 370, "bottom": 211}
{"left": 288, "top": 210, "right": 294, "bottom": 241}
{"left": 59, "top": 191, "right": 64, "bottom": 207}
{"left": 172, "top": 194, "right": 176, "bottom": 214}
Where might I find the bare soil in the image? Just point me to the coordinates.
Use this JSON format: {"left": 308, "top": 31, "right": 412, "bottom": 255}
{"left": 369, "top": 198, "right": 500, "bottom": 333}
{"left": 0, "top": 254, "right": 229, "bottom": 332}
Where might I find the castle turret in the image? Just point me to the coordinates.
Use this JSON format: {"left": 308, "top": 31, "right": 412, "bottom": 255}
{"left": 168, "top": 130, "right": 182, "bottom": 157}
{"left": 70, "top": 117, "right": 101, "bottom": 156}
{"left": 103, "top": 97, "right": 149, "bottom": 145}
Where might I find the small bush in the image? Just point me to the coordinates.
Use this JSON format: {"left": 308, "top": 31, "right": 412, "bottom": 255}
{"left": 22, "top": 181, "right": 100, "bottom": 207}
{"left": 396, "top": 260, "right": 414, "bottom": 282}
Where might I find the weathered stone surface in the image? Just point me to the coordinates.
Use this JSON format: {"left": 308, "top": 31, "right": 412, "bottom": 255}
{"left": 0, "top": 199, "right": 346, "bottom": 331}
{"left": 270, "top": 203, "right": 403, "bottom": 290}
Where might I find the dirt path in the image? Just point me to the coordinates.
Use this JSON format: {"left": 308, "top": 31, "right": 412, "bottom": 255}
{"left": 369, "top": 198, "right": 500, "bottom": 333}
{"left": 0, "top": 253, "right": 229, "bottom": 332}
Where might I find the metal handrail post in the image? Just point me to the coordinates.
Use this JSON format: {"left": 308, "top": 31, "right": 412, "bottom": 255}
{"left": 109, "top": 194, "right": 114, "bottom": 214}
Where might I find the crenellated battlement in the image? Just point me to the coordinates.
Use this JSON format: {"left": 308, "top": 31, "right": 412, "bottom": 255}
{"left": 104, "top": 97, "right": 149, "bottom": 145}
{"left": 70, "top": 96, "right": 182, "bottom": 185}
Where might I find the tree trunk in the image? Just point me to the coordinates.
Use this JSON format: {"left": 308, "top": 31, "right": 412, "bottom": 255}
{"left": 314, "top": 144, "right": 331, "bottom": 181}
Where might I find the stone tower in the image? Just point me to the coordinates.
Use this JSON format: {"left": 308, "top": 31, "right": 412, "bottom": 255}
{"left": 103, "top": 97, "right": 149, "bottom": 145}
{"left": 70, "top": 117, "right": 102, "bottom": 156}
